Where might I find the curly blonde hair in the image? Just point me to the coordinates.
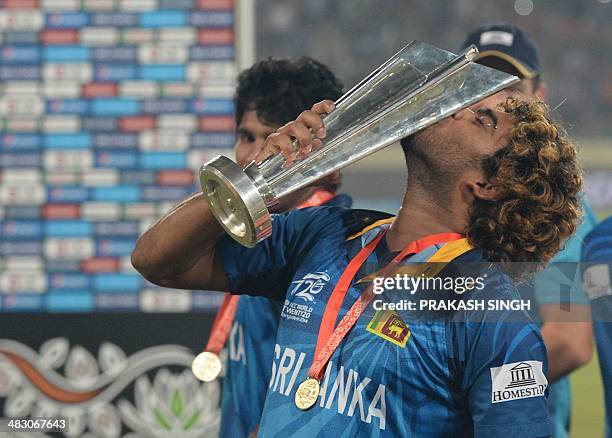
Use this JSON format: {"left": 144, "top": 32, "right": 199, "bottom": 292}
{"left": 466, "top": 98, "right": 583, "bottom": 278}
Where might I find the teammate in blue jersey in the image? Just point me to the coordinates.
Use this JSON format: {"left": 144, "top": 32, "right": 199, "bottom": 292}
{"left": 463, "top": 24, "right": 596, "bottom": 437}
{"left": 582, "top": 217, "right": 612, "bottom": 437}
{"left": 135, "top": 57, "right": 348, "bottom": 437}
{"left": 222, "top": 57, "right": 349, "bottom": 438}
{"left": 133, "top": 82, "right": 583, "bottom": 435}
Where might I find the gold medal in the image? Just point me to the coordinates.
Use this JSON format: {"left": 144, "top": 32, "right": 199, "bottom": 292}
{"left": 191, "top": 352, "right": 222, "bottom": 382}
{"left": 294, "top": 378, "right": 320, "bottom": 410}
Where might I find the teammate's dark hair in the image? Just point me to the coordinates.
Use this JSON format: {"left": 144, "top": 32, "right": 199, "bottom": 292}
{"left": 235, "top": 57, "right": 344, "bottom": 126}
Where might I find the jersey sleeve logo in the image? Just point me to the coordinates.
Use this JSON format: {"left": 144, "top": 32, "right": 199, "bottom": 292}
{"left": 582, "top": 263, "right": 612, "bottom": 301}
{"left": 490, "top": 361, "right": 548, "bottom": 403}
{"left": 290, "top": 272, "right": 330, "bottom": 303}
{"left": 366, "top": 310, "right": 411, "bottom": 348}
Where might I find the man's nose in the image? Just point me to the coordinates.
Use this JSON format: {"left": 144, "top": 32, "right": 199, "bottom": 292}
{"left": 253, "top": 138, "right": 265, "bottom": 151}
{"left": 244, "top": 139, "right": 266, "bottom": 164}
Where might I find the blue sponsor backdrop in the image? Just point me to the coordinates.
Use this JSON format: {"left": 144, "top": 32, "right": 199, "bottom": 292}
{"left": 0, "top": 0, "right": 235, "bottom": 312}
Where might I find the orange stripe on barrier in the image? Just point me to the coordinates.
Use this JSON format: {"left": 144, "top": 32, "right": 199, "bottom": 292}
{"left": 198, "top": 29, "right": 234, "bottom": 45}
{"left": 1, "top": 351, "right": 103, "bottom": 403}
{"left": 119, "top": 116, "right": 156, "bottom": 132}
{"left": 198, "top": 0, "right": 233, "bottom": 10}
{"left": 5, "top": 0, "right": 38, "bottom": 8}
{"left": 157, "top": 170, "right": 195, "bottom": 186}
{"left": 41, "top": 29, "right": 77, "bottom": 45}
{"left": 42, "top": 204, "right": 80, "bottom": 219}
{"left": 199, "top": 116, "right": 235, "bottom": 132}
{"left": 82, "top": 83, "right": 118, "bottom": 98}
{"left": 81, "top": 257, "right": 119, "bottom": 273}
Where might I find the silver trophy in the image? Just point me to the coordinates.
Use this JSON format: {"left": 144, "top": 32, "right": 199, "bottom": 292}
{"left": 199, "top": 41, "right": 519, "bottom": 247}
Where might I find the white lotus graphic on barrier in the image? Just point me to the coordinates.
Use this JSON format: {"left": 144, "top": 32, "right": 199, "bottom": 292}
{"left": 119, "top": 369, "right": 220, "bottom": 437}
{"left": 0, "top": 338, "right": 221, "bottom": 437}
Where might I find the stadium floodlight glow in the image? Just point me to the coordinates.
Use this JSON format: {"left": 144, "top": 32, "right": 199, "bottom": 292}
{"left": 514, "top": 0, "right": 535, "bottom": 15}
{"left": 199, "top": 41, "right": 519, "bottom": 247}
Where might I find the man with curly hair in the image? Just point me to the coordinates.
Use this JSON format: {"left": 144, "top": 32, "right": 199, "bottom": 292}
{"left": 133, "top": 84, "right": 581, "bottom": 435}
{"left": 463, "top": 23, "right": 597, "bottom": 438}
{"left": 132, "top": 57, "right": 347, "bottom": 437}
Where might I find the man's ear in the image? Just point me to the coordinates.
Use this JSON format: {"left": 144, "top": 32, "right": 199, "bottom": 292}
{"left": 467, "top": 180, "right": 501, "bottom": 201}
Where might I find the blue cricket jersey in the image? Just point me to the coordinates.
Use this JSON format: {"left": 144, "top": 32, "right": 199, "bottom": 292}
{"left": 219, "top": 194, "right": 352, "bottom": 437}
{"left": 525, "top": 196, "right": 598, "bottom": 438}
{"left": 218, "top": 206, "right": 552, "bottom": 437}
{"left": 582, "top": 215, "right": 612, "bottom": 438}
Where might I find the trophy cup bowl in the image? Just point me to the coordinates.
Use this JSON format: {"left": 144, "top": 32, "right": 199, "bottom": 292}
{"left": 200, "top": 41, "right": 519, "bottom": 247}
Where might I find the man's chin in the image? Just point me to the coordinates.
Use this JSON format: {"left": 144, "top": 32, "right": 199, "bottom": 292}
{"left": 269, "top": 187, "right": 317, "bottom": 213}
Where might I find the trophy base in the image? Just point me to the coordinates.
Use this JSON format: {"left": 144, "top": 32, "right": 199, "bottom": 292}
{"left": 199, "top": 156, "right": 272, "bottom": 248}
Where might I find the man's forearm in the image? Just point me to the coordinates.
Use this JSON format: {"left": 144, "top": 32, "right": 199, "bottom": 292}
{"left": 541, "top": 320, "right": 593, "bottom": 383}
{"left": 131, "top": 192, "right": 224, "bottom": 286}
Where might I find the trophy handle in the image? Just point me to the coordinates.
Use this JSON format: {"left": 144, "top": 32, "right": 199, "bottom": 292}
{"left": 199, "top": 156, "right": 272, "bottom": 248}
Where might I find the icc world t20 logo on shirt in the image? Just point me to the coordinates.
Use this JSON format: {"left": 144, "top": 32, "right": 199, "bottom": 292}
{"left": 290, "top": 272, "right": 330, "bottom": 303}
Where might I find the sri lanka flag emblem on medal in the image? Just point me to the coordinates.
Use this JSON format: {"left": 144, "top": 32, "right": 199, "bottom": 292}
{"left": 366, "top": 310, "right": 411, "bottom": 347}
